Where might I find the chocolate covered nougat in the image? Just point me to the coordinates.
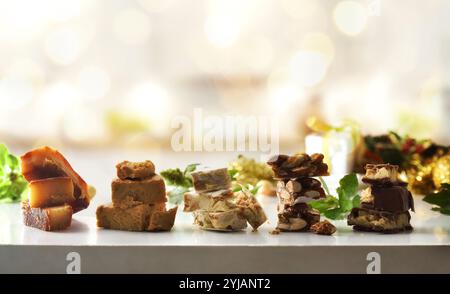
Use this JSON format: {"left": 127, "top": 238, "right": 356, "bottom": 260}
{"left": 348, "top": 164, "right": 414, "bottom": 233}
{"left": 362, "top": 164, "right": 399, "bottom": 185}
{"left": 268, "top": 153, "right": 329, "bottom": 233}
{"left": 267, "top": 153, "right": 329, "bottom": 179}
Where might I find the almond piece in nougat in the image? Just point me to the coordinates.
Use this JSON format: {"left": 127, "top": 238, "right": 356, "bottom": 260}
{"left": 193, "top": 209, "right": 248, "bottom": 231}
{"left": 183, "top": 189, "right": 235, "bottom": 212}
{"left": 22, "top": 201, "right": 73, "bottom": 231}
{"left": 362, "top": 164, "right": 399, "bottom": 184}
{"left": 191, "top": 168, "right": 231, "bottom": 193}
{"left": 111, "top": 175, "right": 166, "bottom": 206}
{"left": 29, "top": 177, "right": 75, "bottom": 208}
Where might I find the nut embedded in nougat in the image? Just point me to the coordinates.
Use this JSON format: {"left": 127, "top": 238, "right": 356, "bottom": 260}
{"left": 191, "top": 168, "right": 231, "bottom": 192}
{"left": 234, "top": 190, "right": 267, "bottom": 230}
{"left": 347, "top": 207, "right": 412, "bottom": 233}
{"left": 310, "top": 220, "right": 336, "bottom": 235}
{"left": 193, "top": 209, "right": 247, "bottom": 231}
{"left": 362, "top": 164, "right": 399, "bottom": 184}
{"left": 183, "top": 189, "right": 235, "bottom": 212}
{"left": 267, "top": 153, "right": 329, "bottom": 179}
{"left": 276, "top": 217, "right": 307, "bottom": 231}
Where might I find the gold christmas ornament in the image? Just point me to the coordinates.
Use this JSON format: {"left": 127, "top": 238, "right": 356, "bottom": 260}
{"left": 405, "top": 153, "right": 437, "bottom": 195}
{"left": 432, "top": 154, "right": 450, "bottom": 189}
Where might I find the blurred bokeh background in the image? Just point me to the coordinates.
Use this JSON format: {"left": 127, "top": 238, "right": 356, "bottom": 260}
{"left": 0, "top": 0, "right": 449, "bottom": 151}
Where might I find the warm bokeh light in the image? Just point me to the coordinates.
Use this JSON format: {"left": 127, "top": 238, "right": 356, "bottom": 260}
{"left": 289, "top": 50, "right": 329, "bottom": 87}
{"left": 125, "top": 81, "right": 171, "bottom": 136}
{"left": 300, "top": 32, "right": 335, "bottom": 64}
{"left": 113, "top": 9, "right": 152, "bottom": 45}
{"left": 137, "top": 0, "right": 174, "bottom": 13}
{"left": 44, "top": 26, "right": 83, "bottom": 65}
{"left": 0, "top": 0, "right": 448, "bottom": 146}
{"left": 333, "top": 1, "right": 368, "bottom": 36}
{"left": 77, "top": 66, "right": 111, "bottom": 101}
{"left": 0, "top": 77, "right": 34, "bottom": 111}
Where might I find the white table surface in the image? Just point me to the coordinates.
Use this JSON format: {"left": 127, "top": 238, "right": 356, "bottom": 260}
{"left": 0, "top": 195, "right": 449, "bottom": 247}
{"left": 0, "top": 148, "right": 449, "bottom": 273}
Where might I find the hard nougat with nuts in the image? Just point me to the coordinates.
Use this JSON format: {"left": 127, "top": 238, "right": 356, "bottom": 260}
{"left": 268, "top": 153, "right": 329, "bottom": 232}
{"left": 184, "top": 168, "right": 267, "bottom": 231}
{"left": 96, "top": 160, "right": 177, "bottom": 232}
{"left": 347, "top": 164, "right": 414, "bottom": 233}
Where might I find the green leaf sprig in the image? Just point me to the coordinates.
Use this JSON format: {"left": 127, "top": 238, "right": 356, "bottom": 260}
{"left": 0, "top": 144, "right": 28, "bottom": 203}
{"left": 423, "top": 183, "right": 450, "bottom": 215}
{"left": 308, "top": 173, "right": 360, "bottom": 220}
{"left": 160, "top": 163, "right": 199, "bottom": 204}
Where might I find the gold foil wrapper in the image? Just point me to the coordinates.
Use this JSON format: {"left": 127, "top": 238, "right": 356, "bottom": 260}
{"left": 432, "top": 154, "right": 450, "bottom": 189}
{"left": 405, "top": 153, "right": 450, "bottom": 195}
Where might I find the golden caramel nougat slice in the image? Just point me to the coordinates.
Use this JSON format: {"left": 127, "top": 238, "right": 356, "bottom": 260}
{"left": 29, "top": 177, "right": 75, "bottom": 208}
{"left": 22, "top": 201, "right": 73, "bottom": 231}
{"left": 21, "top": 146, "right": 95, "bottom": 213}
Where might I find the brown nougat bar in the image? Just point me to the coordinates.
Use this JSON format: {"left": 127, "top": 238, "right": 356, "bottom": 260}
{"left": 111, "top": 175, "right": 166, "bottom": 206}
{"left": 116, "top": 160, "right": 155, "bottom": 180}
{"left": 96, "top": 202, "right": 165, "bottom": 231}
{"left": 22, "top": 200, "right": 73, "bottom": 231}
{"left": 147, "top": 206, "right": 178, "bottom": 231}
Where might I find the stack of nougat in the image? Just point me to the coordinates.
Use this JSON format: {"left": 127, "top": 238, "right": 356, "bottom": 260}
{"left": 184, "top": 168, "right": 267, "bottom": 231}
{"left": 21, "top": 146, "right": 95, "bottom": 231}
{"left": 267, "top": 153, "right": 329, "bottom": 232}
{"left": 97, "top": 161, "right": 177, "bottom": 231}
{"left": 348, "top": 164, "right": 414, "bottom": 233}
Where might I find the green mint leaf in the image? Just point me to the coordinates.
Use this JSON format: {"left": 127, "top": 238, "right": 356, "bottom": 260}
{"left": 161, "top": 164, "right": 201, "bottom": 204}
{"left": 167, "top": 186, "right": 189, "bottom": 205}
{"left": 324, "top": 208, "right": 346, "bottom": 220}
{"left": 0, "top": 143, "right": 28, "bottom": 203}
{"left": 318, "top": 177, "right": 331, "bottom": 195}
{"left": 440, "top": 207, "right": 450, "bottom": 215}
{"left": 352, "top": 195, "right": 361, "bottom": 208}
{"left": 308, "top": 173, "right": 360, "bottom": 220}
{"left": 308, "top": 196, "right": 339, "bottom": 212}
{"left": 423, "top": 184, "right": 450, "bottom": 215}
{"left": 228, "top": 168, "right": 238, "bottom": 181}
{"left": 160, "top": 168, "right": 190, "bottom": 187}
{"left": 184, "top": 163, "right": 199, "bottom": 175}
{"left": 339, "top": 173, "right": 359, "bottom": 198}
